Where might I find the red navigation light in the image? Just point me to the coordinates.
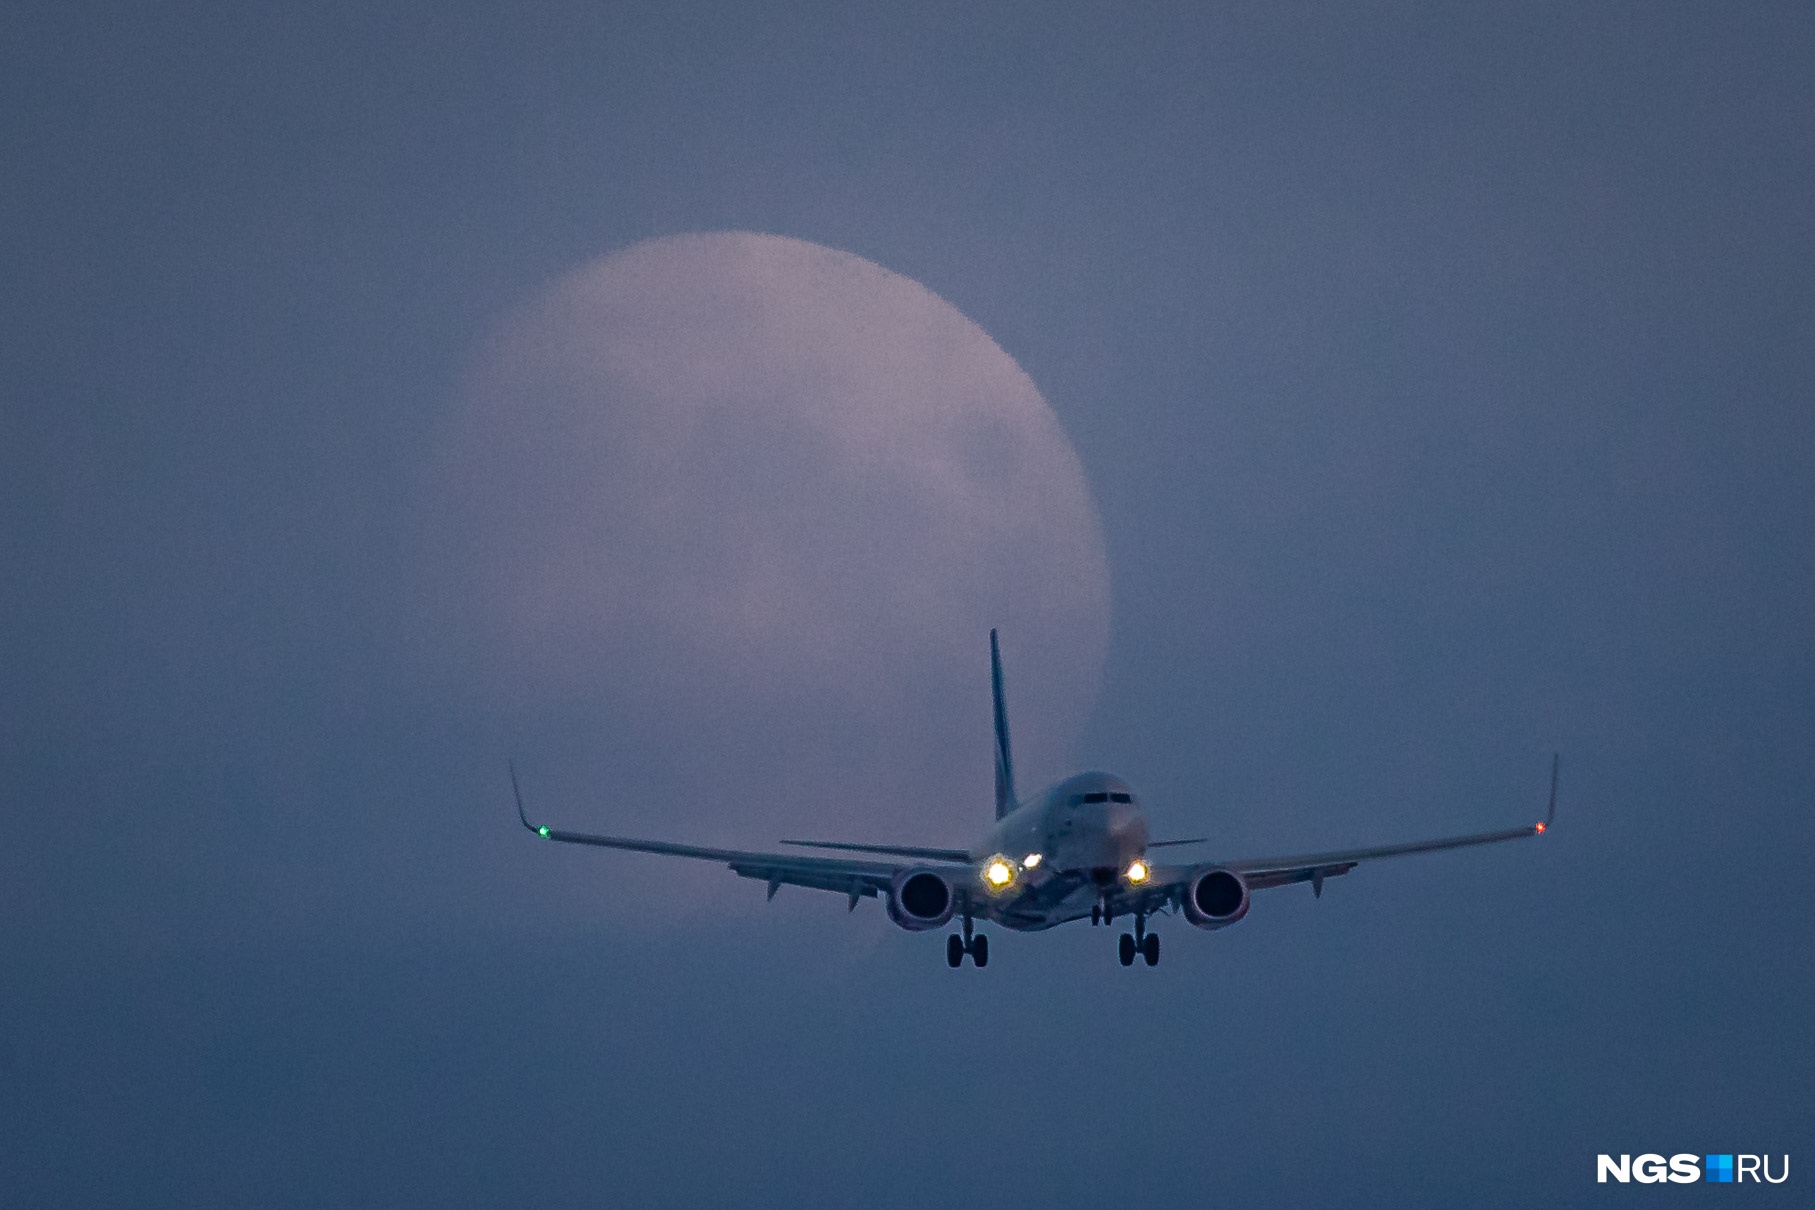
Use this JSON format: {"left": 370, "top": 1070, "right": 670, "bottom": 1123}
{"left": 1534, "top": 821, "right": 1547, "bottom": 834}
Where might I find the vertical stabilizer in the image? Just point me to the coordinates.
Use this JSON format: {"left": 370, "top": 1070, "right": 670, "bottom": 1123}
{"left": 990, "top": 629, "right": 1017, "bottom": 820}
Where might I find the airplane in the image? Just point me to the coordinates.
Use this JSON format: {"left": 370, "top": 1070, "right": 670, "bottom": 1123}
{"left": 512, "top": 629, "right": 1558, "bottom": 968}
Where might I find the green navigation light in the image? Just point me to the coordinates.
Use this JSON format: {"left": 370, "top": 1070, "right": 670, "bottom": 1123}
{"left": 538, "top": 826, "right": 549, "bottom": 837}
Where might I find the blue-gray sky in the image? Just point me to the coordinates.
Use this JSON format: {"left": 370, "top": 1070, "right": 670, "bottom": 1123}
{"left": 3, "top": 2, "right": 1811, "bottom": 1205}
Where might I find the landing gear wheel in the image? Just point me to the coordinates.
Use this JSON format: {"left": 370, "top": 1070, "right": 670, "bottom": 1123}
{"left": 947, "top": 934, "right": 964, "bottom": 968}
{"left": 971, "top": 934, "right": 989, "bottom": 967}
{"left": 1142, "top": 933, "right": 1160, "bottom": 966}
{"left": 1118, "top": 933, "right": 1136, "bottom": 966}
{"left": 1090, "top": 904, "right": 1101, "bottom": 926}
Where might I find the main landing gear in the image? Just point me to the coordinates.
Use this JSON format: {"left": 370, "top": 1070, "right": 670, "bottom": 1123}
{"left": 1117, "top": 911, "right": 1159, "bottom": 967}
{"left": 947, "top": 910, "right": 988, "bottom": 968}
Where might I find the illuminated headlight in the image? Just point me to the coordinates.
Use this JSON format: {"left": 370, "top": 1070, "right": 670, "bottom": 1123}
{"left": 983, "top": 858, "right": 1016, "bottom": 889}
{"left": 1022, "top": 852, "right": 1043, "bottom": 869}
{"left": 1125, "top": 859, "right": 1150, "bottom": 884}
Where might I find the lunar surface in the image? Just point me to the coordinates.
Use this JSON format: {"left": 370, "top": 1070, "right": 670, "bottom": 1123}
{"left": 416, "top": 232, "right": 1109, "bottom": 845}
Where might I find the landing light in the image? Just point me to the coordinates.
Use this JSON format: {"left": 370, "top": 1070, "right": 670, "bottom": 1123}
{"left": 1126, "top": 859, "right": 1150, "bottom": 884}
{"left": 984, "top": 858, "right": 1016, "bottom": 889}
{"left": 1023, "top": 852, "right": 1043, "bottom": 869}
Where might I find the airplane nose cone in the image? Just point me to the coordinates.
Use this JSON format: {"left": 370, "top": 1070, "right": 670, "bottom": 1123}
{"left": 1105, "top": 802, "right": 1148, "bottom": 857}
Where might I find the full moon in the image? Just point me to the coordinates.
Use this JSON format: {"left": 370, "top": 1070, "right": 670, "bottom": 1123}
{"left": 416, "top": 232, "right": 1109, "bottom": 844}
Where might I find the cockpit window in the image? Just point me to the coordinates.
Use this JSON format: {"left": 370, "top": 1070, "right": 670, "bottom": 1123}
{"left": 1082, "top": 792, "right": 1109, "bottom": 804}
{"left": 1109, "top": 792, "right": 1132, "bottom": 803}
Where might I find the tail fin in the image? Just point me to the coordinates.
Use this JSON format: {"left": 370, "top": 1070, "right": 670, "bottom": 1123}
{"left": 990, "top": 629, "right": 1017, "bottom": 820}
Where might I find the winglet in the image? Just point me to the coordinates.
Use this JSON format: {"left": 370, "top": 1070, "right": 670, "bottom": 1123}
{"left": 1537, "top": 753, "right": 1559, "bottom": 833}
{"left": 510, "top": 761, "right": 549, "bottom": 837}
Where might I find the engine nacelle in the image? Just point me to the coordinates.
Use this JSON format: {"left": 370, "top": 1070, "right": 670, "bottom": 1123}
{"left": 886, "top": 868, "right": 956, "bottom": 931}
{"left": 1182, "top": 867, "right": 1250, "bottom": 930}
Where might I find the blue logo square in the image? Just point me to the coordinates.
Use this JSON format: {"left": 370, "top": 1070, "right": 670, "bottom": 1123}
{"left": 1706, "top": 1154, "right": 1734, "bottom": 1183}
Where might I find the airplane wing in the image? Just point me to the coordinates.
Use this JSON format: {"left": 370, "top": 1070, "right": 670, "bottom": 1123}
{"left": 510, "top": 765, "right": 934, "bottom": 907}
{"left": 779, "top": 839, "right": 973, "bottom": 861}
{"left": 1124, "top": 756, "right": 1559, "bottom": 908}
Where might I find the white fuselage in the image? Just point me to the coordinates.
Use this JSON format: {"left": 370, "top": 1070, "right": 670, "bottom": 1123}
{"left": 968, "top": 771, "right": 1151, "bottom": 930}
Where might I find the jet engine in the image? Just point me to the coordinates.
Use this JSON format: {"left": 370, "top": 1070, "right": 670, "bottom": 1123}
{"left": 886, "top": 868, "right": 956, "bottom": 931}
{"left": 1182, "top": 867, "right": 1250, "bottom": 930}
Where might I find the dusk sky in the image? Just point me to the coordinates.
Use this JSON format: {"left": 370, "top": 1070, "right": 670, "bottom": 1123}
{"left": 3, "top": 3, "right": 1811, "bottom": 1205}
